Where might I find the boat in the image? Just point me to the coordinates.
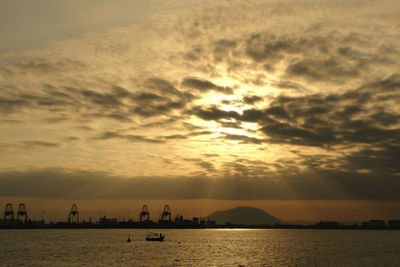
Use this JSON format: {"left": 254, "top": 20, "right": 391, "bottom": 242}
{"left": 145, "top": 232, "right": 165, "bottom": 242}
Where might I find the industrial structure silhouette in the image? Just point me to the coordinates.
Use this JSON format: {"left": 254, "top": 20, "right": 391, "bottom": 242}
{"left": 2, "top": 202, "right": 400, "bottom": 230}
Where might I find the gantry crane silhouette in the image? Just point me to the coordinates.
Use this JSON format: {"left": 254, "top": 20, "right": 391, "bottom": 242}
{"left": 3, "top": 203, "right": 14, "bottom": 223}
{"left": 139, "top": 204, "right": 150, "bottom": 222}
{"left": 161, "top": 205, "right": 171, "bottom": 222}
{"left": 17, "top": 203, "right": 28, "bottom": 223}
{"left": 68, "top": 204, "right": 79, "bottom": 224}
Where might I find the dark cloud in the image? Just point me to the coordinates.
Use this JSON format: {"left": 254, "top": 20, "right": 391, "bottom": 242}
{"left": 162, "top": 134, "right": 188, "bottom": 140}
{"left": 67, "top": 136, "right": 81, "bottom": 141}
{"left": 222, "top": 133, "right": 264, "bottom": 144}
{"left": 243, "top": 95, "right": 263, "bottom": 105}
{"left": 273, "top": 81, "right": 307, "bottom": 91}
{"left": 43, "top": 116, "right": 70, "bottom": 123}
{"left": 240, "top": 108, "right": 268, "bottom": 122}
{"left": 244, "top": 33, "right": 339, "bottom": 76}
{"left": 132, "top": 92, "right": 164, "bottom": 102}
{"left": 0, "top": 140, "right": 62, "bottom": 150}
{"left": 203, "top": 153, "right": 219, "bottom": 157}
{"left": 219, "top": 120, "right": 242, "bottom": 129}
{"left": 159, "top": 130, "right": 215, "bottom": 141}
{"left": 221, "top": 159, "right": 270, "bottom": 177}
{"left": 187, "top": 131, "right": 214, "bottom": 137}
{"left": 111, "top": 85, "right": 131, "bottom": 98}
{"left": 81, "top": 89, "right": 123, "bottom": 108}
{"left": 181, "top": 77, "right": 233, "bottom": 94}
{"left": 0, "top": 168, "right": 398, "bottom": 200}
{"left": 213, "top": 39, "right": 237, "bottom": 62}
{"left": 0, "top": 119, "right": 25, "bottom": 124}
{"left": 0, "top": 77, "right": 192, "bottom": 125}
{"left": 0, "top": 98, "right": 31, "bottom": 114}
{"left": 232, "top": 75, "right": 400, "bottom": 150}
{"left": 342, "top": 144, "right": 400, "bottom": 175}
{"left": 189, "top": 105, "right": 240, "bottom": 121}
{"left": 131, "top": 99, "right": 186, "bottom": 117}
{"left": 285, "top": 58, "right": 360, "bottom": 82}
{"left": 182, "top": 157, "right": 216, "bottom": 173}
{"left": 4, "top": 58, "right": 87, "bottom": 75}
{"left": 93, "top": 131, "right": 165, "bottom": 144}
{"left": 144, "top": 78, "right": 184, "bottom": 97}
{"left": 261, "top": 121, "right": 336, "bottom": 147}
{"left": 127, "top": 78, "right": 195, "bottom": 118}
{"left": 20, "top": 141, "right": 62, "bottom": 148}
{"left": 242, "top": 31, "right": 398, "bottom": 83}
{"left": 183, "top": 47, "right": 203, "bottom": 61}
{"left": 104, "top": 112, "right": 133, "bottom": 122}
{"left": 370, "top": 111, "right": 400, "bottom": 127}
{"left": 265, "top": 106, "right": 291, "bottom": 119}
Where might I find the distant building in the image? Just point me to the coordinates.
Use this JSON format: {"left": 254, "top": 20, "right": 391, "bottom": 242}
{"left": 99, "top": 216, "right": 118, "bottom": 224}
{"left": 362, "top": 220, "right": 385, "bottom": 227}
{"left": 174, "top": 214, "right": 184, "bottom": 225}
{"left": 388, "top": 220, "right": 400, "bottom": 227}
{"left": 206, "top": 219, "right": 216, "bottom": 227}
{"left": 316, "top": 221, "right": 339, "bottom": 228}
{"left": 192, "top": 217, "right": 199, "bottom": 225}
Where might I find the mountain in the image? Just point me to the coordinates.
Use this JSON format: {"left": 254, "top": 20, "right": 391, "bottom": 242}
{"left": 205, "top": 206, "right": 281, "bottom": 225}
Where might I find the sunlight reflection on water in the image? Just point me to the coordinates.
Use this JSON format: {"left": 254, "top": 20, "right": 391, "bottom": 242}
{"left": 0, "top": 229, "right": 399, "bottom": 266}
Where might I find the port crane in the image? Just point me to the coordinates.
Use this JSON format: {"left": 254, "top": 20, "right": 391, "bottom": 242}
{"left": 68, "top": 204, "right": 79, "bottom": 223}
{"left": 3, "top": 203, "right": 14, "bottom": 222}
{"left": 139, "top": 204, "right": 150, "bottom": 222}
{"left": 161, "top": 205, "right": 171, "bottom": 221}
{"left": 17, "top": 203, "right": 28, "bottom": 223}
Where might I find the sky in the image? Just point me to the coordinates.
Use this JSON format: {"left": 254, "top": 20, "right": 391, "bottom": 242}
{"left": 1, "top": 0, "right": 400, "bottom": 222}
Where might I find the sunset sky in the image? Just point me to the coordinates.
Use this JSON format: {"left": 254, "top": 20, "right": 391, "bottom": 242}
{"left": 1, "top": 0, "right": 399, "bottom": 222}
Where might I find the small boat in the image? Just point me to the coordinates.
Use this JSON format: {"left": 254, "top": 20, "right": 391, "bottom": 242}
{"left": 145, "top": 232, "right": 165, "bottom": 242}
{"left": 127, "top": 235, "right": 131, "bottom": 242}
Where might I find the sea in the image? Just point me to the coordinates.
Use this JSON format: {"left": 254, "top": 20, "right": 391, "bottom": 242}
{"left": 0, "top": 229, "right": 399, "bottom": 266}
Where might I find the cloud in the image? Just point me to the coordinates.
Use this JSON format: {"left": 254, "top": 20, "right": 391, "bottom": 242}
{"left": 81, "top": 89, "right": 123, "bottom": 108}
{"left": 285, "top": 58, "right": 361, "bottom": 82}
{"left": 243, "top": 95, "right": 263, "bottom": 105}
{"left": 181, "top": 77, "right": 233, "bottom": 94}
{"left": 213, "top": 39, "right": 237, "bottom": 62}
{"left": 222, "top": 133, "right": 264, "bottom": 144}
{"left": 0, "top": 98, "right": 31, "bottom": 114}
{"left": 0, "top": 140, "right": 62, "bottom": 151}
{"left": 189, "top": 105, "right": 240, "bottom": 121}
{"left": 93, "top": 131, "right": 165, "bottom": 144}
{"left": 0, "top": 167, "right": 398, "bottom": 200}
{"left": 0, "top": 119, "right": 25, "bottom": 124}
{"left": 182, "top": 157, "right": 216, "bottom": 173}
{"left": 1, "top": 0, "right": 400, "bottom": 204}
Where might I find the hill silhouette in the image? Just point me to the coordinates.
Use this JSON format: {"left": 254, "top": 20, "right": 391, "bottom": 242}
{"left": 206, "top": 206, "right": 281, "bottom": 225}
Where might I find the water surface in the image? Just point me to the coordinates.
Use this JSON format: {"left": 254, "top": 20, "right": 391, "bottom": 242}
{"left": 0, "top": 229, "right": 399, "bottom": 266}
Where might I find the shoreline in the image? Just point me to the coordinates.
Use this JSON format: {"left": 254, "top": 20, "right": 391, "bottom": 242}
{"left": 1, "top": 224, "right": 399, "bottom": 230}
